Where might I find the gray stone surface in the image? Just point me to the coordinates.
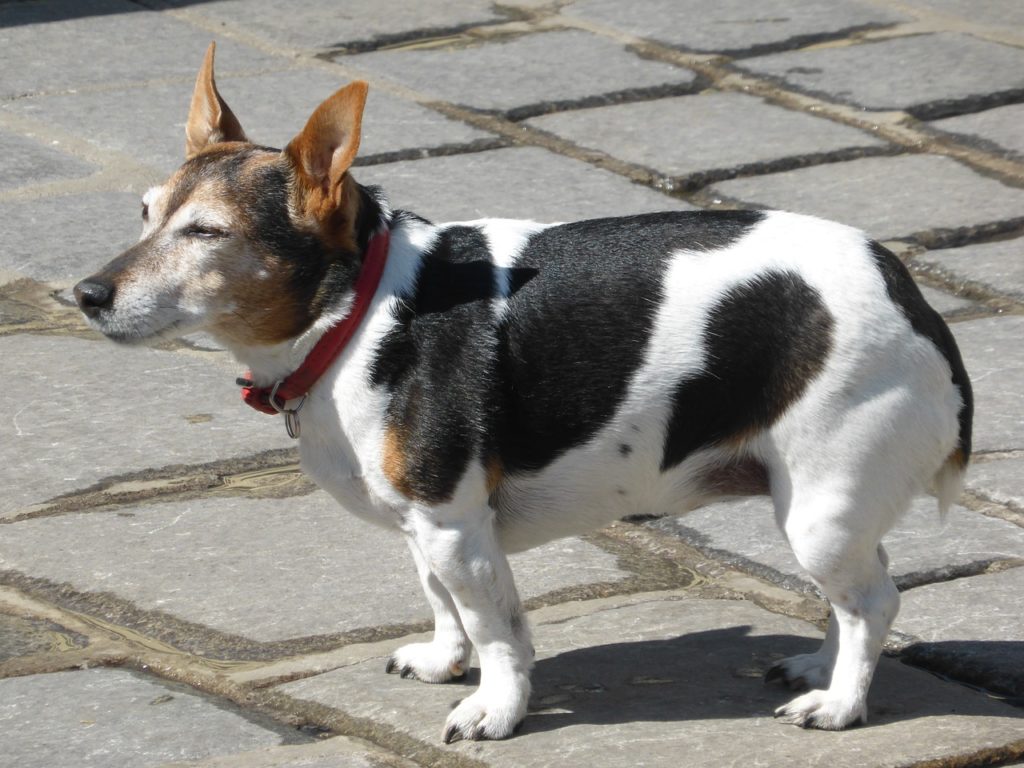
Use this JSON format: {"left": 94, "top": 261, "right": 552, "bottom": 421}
{"left": 0, "top": 335, "right": 293, "bottom": 517}
{"left": 649, "top": 497, "right": 1024, "bottom": 593}
{"left": 0, "top": 668, "right": 297, "bottom": 768}
{"left": 166, "top": 0, "right": 507, "bottom": 52}
{"left": 739, "top": 33, "right": 1024, "bottom": 115}
{"left": 915, "top": 237, "right": 1024, "bottom": 301}
{"left": 346, "top": 29, "right": 697, "bottom": 114}
{"left": 0, "top": 127, "right": 95, "bottom": 191}
{"left": 920, "top": 284, "right": 974, "bottom": 316}
{"left": 526, "top": 92, "right": 886, "bottom": 178}
{"left": 0, "top": 191, "right": 147, "bottom": 285}
{"left": 564, "top": 0, "right": 910, "bottom": 55}
{"left": 0, "top": 0, "right": 282, "bottom": 99}
{"left": 281, "top": 594, "right": 1024, "bottom": 766}
{"left": 160, "top": 737, "right": 413, "bottom": 768}
{"left": 0, "top": 613, "right": 87, "bottom": 663}
{"left": 952, "top": 316, "right": 1024, "bottom": 452}
{"left": 896, "top": 567, "right": 1024, "bottom": 697}
{"left": 967, "top": 456, "right": 1024, "bottom": 511}
{"left": 932, "top": 103, "right": 1024, "bottom": 159}
{"left": 358, "top": 146, "right": 694, "bottom": 223}
{"left": 899, "top": 0, "right": 1024, "bottom": 27}
{"left": 7, "top": 71, "right": 495, "bottom": 176}
{"left": 0, "top": 491, "right": 626, "bottom": 643}
{"left": 710, "top": 154, "right": 1024, "bottom": 240}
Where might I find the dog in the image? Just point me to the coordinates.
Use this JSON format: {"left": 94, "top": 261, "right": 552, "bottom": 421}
{"left": 74, "top": 43, "right": 972, "bottom": 742}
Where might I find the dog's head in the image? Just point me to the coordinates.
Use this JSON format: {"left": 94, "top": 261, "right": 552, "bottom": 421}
{"left": 75, "top": 43, "right": 372, "bottom": 349}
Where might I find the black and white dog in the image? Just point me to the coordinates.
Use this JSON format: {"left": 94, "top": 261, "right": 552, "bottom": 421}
{"left": 75, "top": 44, "right": 972, "bottom": 742}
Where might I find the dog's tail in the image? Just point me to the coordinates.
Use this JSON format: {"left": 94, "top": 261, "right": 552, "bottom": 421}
{"left": 931, "top": 450, "right": 968, "bottom": 524}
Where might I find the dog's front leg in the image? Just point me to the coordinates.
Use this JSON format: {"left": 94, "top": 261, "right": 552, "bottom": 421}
{"left": 386, "top": 537, "right": 473, "bottom": 682}
{"left": 405, "top": 505, "right": 533, "bottom": 743}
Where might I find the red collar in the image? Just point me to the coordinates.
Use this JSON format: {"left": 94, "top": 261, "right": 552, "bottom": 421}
{"left": 238, "top": 228, "right": 390, "bottom": 421}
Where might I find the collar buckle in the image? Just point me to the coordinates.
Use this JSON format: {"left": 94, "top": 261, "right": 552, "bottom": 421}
{"left": 269, "top": 381, "right": 306, "bottom": 439}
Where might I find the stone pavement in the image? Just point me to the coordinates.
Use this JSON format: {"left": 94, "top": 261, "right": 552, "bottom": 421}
{"left": 1, "top": 0, "right": 1022, "bottom": 765}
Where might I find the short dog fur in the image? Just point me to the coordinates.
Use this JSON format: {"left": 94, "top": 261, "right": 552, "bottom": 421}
{"left": 75, "top": 44, "right": 972, "bottom": 742}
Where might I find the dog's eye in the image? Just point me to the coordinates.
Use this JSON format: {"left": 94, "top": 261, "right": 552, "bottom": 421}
{"left": 184, "top": 224, "right": 228, "bottom": 239}
{"left": 141, "top": 202, "right": 149, "bottom": 221}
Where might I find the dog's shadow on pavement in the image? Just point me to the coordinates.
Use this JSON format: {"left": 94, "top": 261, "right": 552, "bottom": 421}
{"left": 513, "top": 625, "right": 1019, "bottom": 736}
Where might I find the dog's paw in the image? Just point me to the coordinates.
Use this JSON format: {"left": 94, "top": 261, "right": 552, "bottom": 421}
{"left": 774, "top": 690, "right": 867, "bottom": 730}
{"left": 385, "top": 641, "right": 470, "bottom": 684}
{"left": 764, "top": 652, "right": 832, "bottom": 691}
{"left": 442, "top": 684, "right": 529, "bottom": 743}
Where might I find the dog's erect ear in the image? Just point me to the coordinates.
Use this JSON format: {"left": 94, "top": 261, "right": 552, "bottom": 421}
{"left": 284, "top": 81, "right": 368, "bottom": 219}
{"left": 185, "top": 42, "right": 247, "bottom": 158}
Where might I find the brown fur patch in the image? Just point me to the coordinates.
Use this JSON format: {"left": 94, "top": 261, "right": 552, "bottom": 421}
{"left": 700, "top": 456, "right": 771, "bottom": 497}
{"left": 948, "top": 447, "right": 968, "bottom": 470}
{"left": 485, "top": 455, "right": 504, "bottom": 495}
{"left": 382, "top": 425, "right": 414, "bottom": 499}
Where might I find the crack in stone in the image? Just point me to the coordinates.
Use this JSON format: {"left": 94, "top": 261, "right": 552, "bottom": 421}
{"left": 3, "top": 448, "right": 310, "bottom": 523}
{"left": 313, "top": 14, "right": 529, "bottom": 58}
{"left": 670, "top": 144, "right": 904, "bottom": 193}
{"left": 353, "top": 137, "right": 511, "bottom": 167}
{"left": 500, "top": 79, "right": 709, "bottom": 122}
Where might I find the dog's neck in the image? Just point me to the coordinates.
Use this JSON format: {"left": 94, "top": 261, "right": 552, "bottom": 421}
{"left": 225, "top": 184, "right": 392, "bottom": 389}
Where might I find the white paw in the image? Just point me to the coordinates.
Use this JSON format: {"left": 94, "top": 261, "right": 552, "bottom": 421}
{"left": 385, "top": 641, "right": 471, "bottom": 684}
{"left": 765, "top": 652, "right": 833, "bottom": 691}
{"left": 442, "top": 679, "right": 530, "bottom": 743}
{"left": 774, "top": 689, "right": 867, "bottom": 730}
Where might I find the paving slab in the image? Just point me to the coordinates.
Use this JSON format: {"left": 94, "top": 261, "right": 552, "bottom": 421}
{"left": 0, "top": 0, "right": 283, "bottom": 99}
{"left": 897, "top": 567, "right": 1024, "bottom": 698}
{"left": 0, "top": 191, "right": 141, "bottom": 285}
{"left": 0, "top": 668, "right": 302, "bottom": 768}
{"left": 0, "top": 612, "right": 87, "bottom": 663}
{"left": 344, "top": 29, "right": 697, "bottom": 116}
{"left": 357, "top": 146, "right": 694, "bottom": 223}
{"left": 648, "top": 497, "right": 1024, "bottom": 594}
{"left": 931, "top": 103, "right": 1024, "bottom": 160}
{"left": 164, "top": 0, "right": 508, "bottom": 52}
{"left": 914, "top": 236, "right": 1024, "bottom": 301}
{"left": 280, "top": 593, "right": 1024, "bottom": 767}
{"left": 526, "top": 91, "right": 886, "bottom": 180}
{"left": 6, "top": 71, "right": 496, "bottom": 176}
{"left": 919, "top": 284, "right": 975, "bottom": 316}
{"left": 898, "top": 0, "right": 1024, "bottom": 27}
{"left": 967, "top": 455, "right": 1024, "bottom": 512}
{"left": 0, "top": 334, "right": 293, "bottom": 518}
{"left": 0, "top": 491, "right": 627, "bottom": 651}
{"left": 951, "top": 315, "right": 1024, "bottom": 452}
{"left": 159, "top": 737, "right": 416, "bottom": 768}
{"left": 0, "top": 126, "right": 95, "bottom": 191}
{"left": 709, "top": 154, "right": 1024, "bottom": 241}
{"left": 563, "top": 0, "right": 910, "bottom": 56}
{"left": 737, "top": 33, "right": 1024, "bottom": 118}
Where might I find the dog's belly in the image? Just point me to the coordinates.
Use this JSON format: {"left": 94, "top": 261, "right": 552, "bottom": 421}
{"left": 493, "top": 437, "right": 768, "bottom": 553}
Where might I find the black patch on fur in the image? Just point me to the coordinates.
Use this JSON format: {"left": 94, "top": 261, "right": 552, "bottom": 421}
{"left": 371, "top": 210, "right": 766, "bottom": 497}
{"left": 493, "top": 210, "right": 766, "bottom": 474}
{"left": 868, "top": 241, "right": 973, "bottom": 459}
{"left": 619, "top": 443, "right": 633, "bottom": 456}
{"left": 661, "top": 270, "right": 834, "bottom": 471}
{"left": 371, "top": 226, "right": 499, "bottom": 503}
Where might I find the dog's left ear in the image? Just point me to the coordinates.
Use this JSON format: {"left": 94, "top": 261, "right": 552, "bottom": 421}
{"left": 185, "top": 42, "right": 247, "bottom": 158}
{"left": 284, "top": 81, "right": 369, "bottom": 221}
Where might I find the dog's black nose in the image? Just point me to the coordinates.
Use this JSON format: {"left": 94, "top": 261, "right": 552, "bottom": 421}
{"left": 74, "top": 278, "right": 115, "bottom": 318}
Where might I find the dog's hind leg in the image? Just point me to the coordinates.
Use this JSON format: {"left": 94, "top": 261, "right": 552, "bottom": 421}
{"left": 386, "top": 537, "right": 473, "bottom": 683}
{"left": 405, "top": 505, "right": 533, "bottom": 742}
{"left": 765, "top": 542, "right": 891, "bottom": 693}
{"left": 772, "top": 486, "right": 901, "bottom": 729}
